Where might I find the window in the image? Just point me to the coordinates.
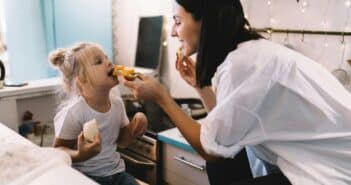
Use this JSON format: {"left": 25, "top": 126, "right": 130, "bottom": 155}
{"left": 0, "top": 0, "right": 8, "bottom": 65}
{"left": 0, "top": 0, "right": 9, "bottom": 80}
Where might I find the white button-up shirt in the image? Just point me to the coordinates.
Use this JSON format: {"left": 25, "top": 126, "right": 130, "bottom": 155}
{"left": 201, "top": 39, "right": 351, "bottom": 184}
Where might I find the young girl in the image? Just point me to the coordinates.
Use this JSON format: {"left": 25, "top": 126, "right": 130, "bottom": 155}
{"left": 50, "top": 42, "right": 147, "bottom": 185}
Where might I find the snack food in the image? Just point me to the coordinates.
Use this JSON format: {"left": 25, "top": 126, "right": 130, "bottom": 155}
{"left": 112, "top": 65, "right": 137, "bottom": 81}
{"left": 176, "top": 47, "right": 187, "bottom": 67}
{"left": 83, "top": 119, "right": 99, "bottom": 142}
{"left": 176, "top": 47, "right": 182, "bottom": 59}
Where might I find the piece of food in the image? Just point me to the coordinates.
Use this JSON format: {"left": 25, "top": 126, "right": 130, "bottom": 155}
{"left": 176, "top": 47, "right": 188, "bottom": 67}
{"left": 112, "top": 65, "right": 137, "bottom": 81}
{"left": 83, "top": 119, "right": 99, "bottom": 142}
{"left": 176, "top": 47, "right": 182, "bottom": 59}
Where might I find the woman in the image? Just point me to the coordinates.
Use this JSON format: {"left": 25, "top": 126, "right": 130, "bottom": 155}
{"left": 123, "top": 0, "right": 351, "bottom": 184}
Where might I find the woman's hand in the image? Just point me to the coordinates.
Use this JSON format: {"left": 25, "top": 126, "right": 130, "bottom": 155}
{"left": 176, "top": 54, "right": 197, "bottom": 88}
{"left": 122, "top": 74, "right": 169, "bottom": 103}
{"left": 77, "top": 131, "right": 101, "bottom": 160}
{"left": 131, "top": 112, "right": 148, "bottom": 137}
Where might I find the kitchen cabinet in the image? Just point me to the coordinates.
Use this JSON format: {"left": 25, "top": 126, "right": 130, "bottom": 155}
{"left": 158, "top": 128, "right": 210, "bottom": 185}
{"left": 0, "top": 78, "right": 60, "bottom": 131}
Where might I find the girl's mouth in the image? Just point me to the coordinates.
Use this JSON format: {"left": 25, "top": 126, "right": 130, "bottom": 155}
{"left": 107, "top": 68, "right": 114, "bottom": 77}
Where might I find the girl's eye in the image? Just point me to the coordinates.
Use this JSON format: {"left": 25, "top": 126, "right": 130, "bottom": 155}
{"left": 95, "top": 58, "right": 102, "bottom": 65}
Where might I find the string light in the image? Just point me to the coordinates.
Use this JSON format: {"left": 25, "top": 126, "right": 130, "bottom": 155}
{"left": 346, "top": 0, "right": 351, "bottom": 7}
{"left": 322, "top": 0, "right": 330, "bottom": 48}
{"left": 301, "top": 0, "right": 309, "bottom": 13}
{"left": 266, "top": 0, "right": 274, "bottom": 40}
{"left": 243, "top": 0, "right": 250, "bottom": 19}
{"left": 324, "top": 42, "right": 329, "bottom": 48}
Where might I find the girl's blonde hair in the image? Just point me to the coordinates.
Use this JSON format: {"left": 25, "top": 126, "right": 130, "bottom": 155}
{"left": 49, "top": 42, "right": 106, "bottom": 110}
{"left": 49, "top": 42, "right": 105, "bottom": 95}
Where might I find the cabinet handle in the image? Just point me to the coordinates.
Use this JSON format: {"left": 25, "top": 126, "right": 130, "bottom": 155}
{"left": 173, "top": 156, "right": 205, "bottom": 171}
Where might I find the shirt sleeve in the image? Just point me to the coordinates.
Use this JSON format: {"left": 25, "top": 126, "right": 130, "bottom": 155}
{"left": 200, "top": 92, "right": 266, "bottom": 158}
{"left": 54, "top": 108, "right": 82, "bottom": 140}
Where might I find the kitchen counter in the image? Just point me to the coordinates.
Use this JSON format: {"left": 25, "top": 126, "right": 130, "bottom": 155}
{"left": 0, "top": 77, "right": 61, "bottom": 99}
{"left": 158, "top": 127, "right": 195, "bottom": 153}
{"left": 0, "top": 122, "right": 98, "bottom": 185}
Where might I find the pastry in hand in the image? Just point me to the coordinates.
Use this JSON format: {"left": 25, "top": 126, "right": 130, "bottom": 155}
{"left": 83, "top": 119, "right": 99, "bottom": 142}
{"left": 176, "top": 47, "right": 189, "bottom": 68}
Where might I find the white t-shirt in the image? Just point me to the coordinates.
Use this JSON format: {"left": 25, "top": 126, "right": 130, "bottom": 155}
{"left": 54, "top": 94, "right": 129, "bottom": 177}
{"left": 201, "top": 39, "right": 351, "bottom": 184}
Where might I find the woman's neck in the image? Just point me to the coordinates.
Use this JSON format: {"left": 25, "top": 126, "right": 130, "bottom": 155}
{"left": 83, "top": 89, "right": 111, "bottom": 113}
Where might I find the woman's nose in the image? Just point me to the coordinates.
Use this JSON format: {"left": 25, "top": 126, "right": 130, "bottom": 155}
{"left": 171, "top": 24, "right": 177, "bottom": 37}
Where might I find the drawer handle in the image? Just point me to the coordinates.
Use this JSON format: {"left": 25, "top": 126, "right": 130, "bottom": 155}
{"left": 120, "top": 152, "right": 155, "bottom": 167}
{"left": 173, "top": 156, "right": 205, "bottom": 171}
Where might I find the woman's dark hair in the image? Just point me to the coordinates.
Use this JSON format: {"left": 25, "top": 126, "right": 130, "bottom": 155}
{"left": 175, "top": 0, "right": 262, "bottom": 88}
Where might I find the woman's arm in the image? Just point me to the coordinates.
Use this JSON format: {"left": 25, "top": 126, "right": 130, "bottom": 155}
{"left": 158, "top": 91, "right": 217, "bottom": 161}
{"left": 176, "top": 56, "right": 216, "bottom": 112}
{"left": 53, "top": 132, "right": 101, "bottom": 162}
{"left": 196, "top": 86, "right": 216, "bottom": 112}
{"left": 117, "top": 112, "right": 148, "bottom": 148}
{"left": 123, "top": 75, "right": 218, "bottom": 161}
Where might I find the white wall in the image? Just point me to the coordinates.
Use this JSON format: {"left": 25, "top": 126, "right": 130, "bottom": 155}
{"left": 114, "top": 0, "right": 351, "bottom": 98}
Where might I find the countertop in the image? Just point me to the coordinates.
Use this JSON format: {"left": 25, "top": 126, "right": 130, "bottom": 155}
{"left": 158, "top": 127, "right": 196, "bottom": 153}
{"left": 0, "top": 77, "right": 61, "bottom": 99}
{"left": 0, "top": 123, "right": 98, "bottom": 185}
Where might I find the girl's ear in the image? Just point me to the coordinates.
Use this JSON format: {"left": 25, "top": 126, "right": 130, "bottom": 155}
{"left": 76, "top": 75, "right": 86, "bottom": 86}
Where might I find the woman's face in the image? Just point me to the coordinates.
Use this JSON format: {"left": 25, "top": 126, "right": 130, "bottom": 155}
{"left": 171, "top": 2, "right": 201, "bottom": 57}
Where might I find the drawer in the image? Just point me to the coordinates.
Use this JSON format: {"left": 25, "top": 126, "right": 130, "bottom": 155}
{"left": 163, "top": 169, "right": 199, "bottom": 185}
{"left": 163, "top": 144, "right": 210, "bottom": 185}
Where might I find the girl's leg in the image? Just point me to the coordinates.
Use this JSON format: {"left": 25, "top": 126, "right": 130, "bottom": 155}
{"left": 113, "top": 172, "right": 139, "bottom": 185}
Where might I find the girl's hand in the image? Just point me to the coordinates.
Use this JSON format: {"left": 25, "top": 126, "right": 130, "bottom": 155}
{"left": 122, "top": 74, "right": 168, "bottom": 103}
{"left": 176, "top": 54, "right": 197, "bottom": 88}
{"left": 131, "top": 112, "right": 148, "bottom": 137}
{"left": 77, "top": 131, "right": 101, "bottom": 160}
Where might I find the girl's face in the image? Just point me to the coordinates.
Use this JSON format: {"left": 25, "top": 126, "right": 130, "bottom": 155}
{"left": 171, "top": 2, "right": 201, "bottom": 57}
{"left": 84, "top": 48, "right": 118, "bottom": 90}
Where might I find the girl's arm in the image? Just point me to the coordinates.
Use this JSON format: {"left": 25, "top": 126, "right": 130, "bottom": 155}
{"left": 117, "top": 112, "right": 147, "bottom": 148}
{"left": 53, "top": 132, "right": 101, "bottom": 162}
